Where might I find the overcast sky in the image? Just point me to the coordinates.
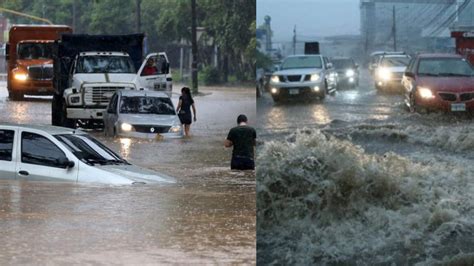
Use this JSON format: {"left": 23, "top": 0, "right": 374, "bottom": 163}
{"left": 256, "top": 0, "right": 360, "bottom": 42}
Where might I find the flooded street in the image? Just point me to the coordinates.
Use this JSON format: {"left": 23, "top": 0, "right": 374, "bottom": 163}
{"left": 257, "top": 70, "right": 474, "bottom": 264}
{"left": 0, "top": 82, "right": 256, "bottom": 264}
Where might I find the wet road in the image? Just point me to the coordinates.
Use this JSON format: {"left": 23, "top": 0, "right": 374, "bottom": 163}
{"left": 0, "top": 82, "right": 256, "bottom": 264}
{"left": 257, "top": 69, "right": 474, "bottom": 264}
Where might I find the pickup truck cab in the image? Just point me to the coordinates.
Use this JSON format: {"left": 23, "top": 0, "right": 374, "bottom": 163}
{"left": 0, "top": 124, "right": 175, "bottom": 185}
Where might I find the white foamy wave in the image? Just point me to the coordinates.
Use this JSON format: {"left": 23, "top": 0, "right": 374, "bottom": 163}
{"left": 257, "top": 130, "right": 474, "bottom": 265}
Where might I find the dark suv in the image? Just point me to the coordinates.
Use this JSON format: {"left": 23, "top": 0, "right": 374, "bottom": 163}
{"left": 331, "top": 57, "right": 359, "bottom": 89}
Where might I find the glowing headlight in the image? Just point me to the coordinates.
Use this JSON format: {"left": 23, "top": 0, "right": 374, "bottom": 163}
{"left": 313, "top": 86, "right": 320, "bottom": 92}
{"left": 346, "top": 69, "right": 355, "bottom": 77}
{"left": 271, "top": 75, "right": 280, "bottom": 83}
{"left": 121, "top": 123, "right": 133, "bottom": 132}
{"left": 418, "top": 87, "right": 434, "bottom": 99}
{"left": 310, "top": 74, "right": 320, "bottom": 81}
{"left": 169, "top": 125, "right": 181, "bottom": 133}
{"left": 14, "top": 73, "right": 28, "bottom": 81}
{"left": 271, "top": 88, "right": 278, "bottom": 94}
{"left": 377, "top": 68, "right": 392, "bottom": 81}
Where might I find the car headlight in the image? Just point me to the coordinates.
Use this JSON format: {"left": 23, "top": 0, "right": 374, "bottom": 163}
{"left": 377, "top": 68, "right": 392, "bottom": 81}
{"left": 310, "top": 74, "right": 320, "bottom": 81}
{"left": 70, "top": 96, "right": 80, "bottom": 104}
{"left": 14, "top": 73, "right": 28, "bottom": 81}
{"left": 270, "top": 88, "right": 278, "bottom": 94}
{"left": 346, "top": 69, "right": 355, "bottom": 77}
{"left": 418, "top": 87, "right": 434, "bottom": 99}
{"left": 271, "top": 75, "right": 280, "bottom": 83}
{"left": 121, "top": 123, "right": 133, "bottom": 132}
{"left": 169, "top": 125, "right": 181, "bottom": 133}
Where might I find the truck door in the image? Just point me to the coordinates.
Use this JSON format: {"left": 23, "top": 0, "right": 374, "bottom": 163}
{"left": 137, "top": 53, "right": 172, "bottom": 95}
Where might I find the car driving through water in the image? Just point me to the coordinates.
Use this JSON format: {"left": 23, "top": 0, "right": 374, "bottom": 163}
{"left": 402, "top": 53, "right": 474, "bottom": 113}
{"left": 331, "top": 57, "right": 359, "bottom": 89}
{"left": 268, "top": 54, "right": 337, "bottom": 102}
{"left": 374, "top": 53, "right": 411, "bottom": 92}
{"left": 0, "top": 124, "right": 175, "bottom": 184}
{"left": 103, "top": 90, "right": 183, "bottom": 138}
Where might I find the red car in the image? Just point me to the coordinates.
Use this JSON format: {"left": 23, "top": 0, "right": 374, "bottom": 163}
{"left": 402, "top": 53, "right": 474, "bottom": 113}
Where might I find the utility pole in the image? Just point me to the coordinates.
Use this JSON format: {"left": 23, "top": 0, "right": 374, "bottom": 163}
{"left": 392, "top": 5, "right": 397, "bottom": 51}
{"left": 136, "top": 0, "right": 141, "bottom": 32}
{"left": 191, "top": 0, "right": 198, "bottom": 94}
{"left": 72, "top": 0, "right": 76, "bottom": 31}
{"left": 293, "top": 25, "right": 296, "bottom": 55}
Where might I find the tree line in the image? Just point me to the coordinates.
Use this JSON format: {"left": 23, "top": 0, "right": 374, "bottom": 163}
{"left": 2, "top": 0, "right": 256, "bottom": 82}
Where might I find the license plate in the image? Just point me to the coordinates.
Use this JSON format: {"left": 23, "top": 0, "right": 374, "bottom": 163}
{"left": 451, "top": 103, "right": 466, "bottom": 112}
{"left": 289, "top": 89, "right": 299, "bottom": 95}
{"left": 38, "top": 88, "right": 47, "bottom": 92}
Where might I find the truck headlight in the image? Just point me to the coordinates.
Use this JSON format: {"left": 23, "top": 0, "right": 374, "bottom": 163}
{"left": 310, "top": 74, "right": 320, "bottom": 81}
{"left": 418, "top": 87, "right": 434, "bottom": 99}
{"left": 14, "top": 73, "right": 28, "bottom": 81}
{"left": 169, "top": 125, "right": 181, "bottom": 133}
{"left": 270, "top": 75, "right": 280, "bottom": 83}
{"left": 121, "top": 123, "right": 133, "bottom": 132}
{"left": 69, "top": 95, "right": 81, "bottom": 104}
{"left": 377, "top": 68, "right": 392, "bottom": 81}
{"left": 346, "top": 69, "right": 355, "bottom": 77}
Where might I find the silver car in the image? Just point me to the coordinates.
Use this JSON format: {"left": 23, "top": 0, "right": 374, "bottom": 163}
{"left": 0, "top": 123, "right": 175, "bottom": 184}
{"left": 268, "top": 54, "right": 337, "bottom": 102}
{"left": 103, "top": 90, "right": 183, "bottom": 138}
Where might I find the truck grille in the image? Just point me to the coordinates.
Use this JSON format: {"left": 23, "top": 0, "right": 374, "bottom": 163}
{"left": 460, "top": 93, "right": 474, "bottom": 102}
{"left": 286, "top": 75, "right": 302, "bottom": 82}
{"left": 133, "top": 125, "right": 171, "bottom": 133}
{"left": 83, "top": 86, "right": 124, "bottom": 105}
{"left": 28, "top": 65, "right": 53, "bottom": 80}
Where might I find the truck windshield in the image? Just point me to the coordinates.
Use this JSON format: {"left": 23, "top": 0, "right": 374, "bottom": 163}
{"left": 120, "top": 96, "right": 176, "bottom": 115}
{"left": 18, "top": 43, "right": 52, "bottom": 60}
{"left": 55, "top": 134, "right": 128, "bottom": 166}
{"left": 281, "top": 56, "right": 322, "bottom": 70}
{"left": 417, "top": 58, "right": 474, "bottom": 77}
{"left": 75, "top": 55, "right": 136, "bottom": 74}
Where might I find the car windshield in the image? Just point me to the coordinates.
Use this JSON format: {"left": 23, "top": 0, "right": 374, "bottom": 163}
{"left": 55, "top": 134, "right": 128, "bottom": 166}
{"left": 417, "top": 58, "right": 474, "bottom": 77}
{"left": 18, "top": 43, "right": 52, "bottom": 60}
{"left": 332, "top": 59, "right": 354, "bottom": 69}
{"left": 75, "top": 55, "right": 136, "bottom": 73}
{"left": 380, "top": 57, "right": 410, "bottom": 67}
{"left": 281, "top": 56, "right": 322, "bottom": 69}
{"left": 120, "top": 96, "right": 176, "bottom": 115}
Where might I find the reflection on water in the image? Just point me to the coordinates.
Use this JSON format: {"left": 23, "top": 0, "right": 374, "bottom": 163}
{"left": 311, "top": 105, "right": 331, "bottom": 125}
{"left": 119, "top": 137, "right": 132, "bottom": 159}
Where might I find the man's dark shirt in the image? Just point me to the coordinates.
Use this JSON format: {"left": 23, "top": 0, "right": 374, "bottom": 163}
{"left": 226, "top": 125, "right": 256, "bottom": 158}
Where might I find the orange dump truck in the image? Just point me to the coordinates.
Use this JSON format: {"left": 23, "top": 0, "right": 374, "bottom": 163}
{"left": 6, "top": 25, "right": 72, "bottom": 100}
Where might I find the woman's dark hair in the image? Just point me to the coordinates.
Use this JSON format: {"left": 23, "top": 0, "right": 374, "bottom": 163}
{"left": 181, "top": 87, "right": 193, "bottom": 101}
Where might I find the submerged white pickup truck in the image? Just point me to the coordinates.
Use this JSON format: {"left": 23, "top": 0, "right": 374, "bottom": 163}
{"left": 52, "top": 34, "right": 172, "bottom": 128}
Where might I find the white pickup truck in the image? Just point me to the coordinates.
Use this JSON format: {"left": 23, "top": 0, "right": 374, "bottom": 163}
{"left": 59, "top": 52, "right": 171, "bottom": 128}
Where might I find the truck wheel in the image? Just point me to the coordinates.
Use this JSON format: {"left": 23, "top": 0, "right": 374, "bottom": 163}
{"left": 51, "top": 94, "right": 62, "bottom": 126}
{"left": 60, "top": 100, "right": 75, "bottom": 128}
{"left": 9, "top": 91, "right": 24, "bottom": 101}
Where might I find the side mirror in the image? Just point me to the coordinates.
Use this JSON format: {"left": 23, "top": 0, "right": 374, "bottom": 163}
{"left": 355, "top": 63, "right": 359, "bottom": 69}
{"left": 404, "top": 72, "right": 415, "bottom": 78}
{"left": 57, "top": 157, "right": 75, "bottom": 168}
{"left": 327, "top": 62, "right": 333, "bottom": 69}
{"left": 371, "top": 63, "right": 377, "bottom": 69}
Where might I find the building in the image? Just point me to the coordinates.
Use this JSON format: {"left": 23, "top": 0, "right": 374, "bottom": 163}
{"left": 360, "top": 0, "right": 474, "bottom": 54}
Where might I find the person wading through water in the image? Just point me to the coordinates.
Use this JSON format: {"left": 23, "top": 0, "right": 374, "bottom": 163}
{"left": 224, "top": 114, "right": 256, "bottom": 170}
{"left": 176, "top": 87, "right": 196, "bottom": 136}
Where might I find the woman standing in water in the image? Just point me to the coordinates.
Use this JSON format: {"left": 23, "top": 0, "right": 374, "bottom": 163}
{"left": 176, "top": 87, "right": 196, "bottom": 136}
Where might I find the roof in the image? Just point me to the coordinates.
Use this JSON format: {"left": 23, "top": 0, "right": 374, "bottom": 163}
{"left": 381, "top": 54, "right": 410, "bottom": 58}
{"left": 117, "top": 90, "right": 170, "bottom": 98}
{"left": 79, "top": 51, "right": 130, "bottom": 56}
{"left": 0, "top": 123, "right": 85, "bottom": 135}
{"left": 285, "top": 54, "right": 322, "bottom": 58}
{"left": 370, "top": 51, "right": 405, "bottom": 56}
{"left": 416, "top": 53, "right": 463, "bottom": 59}
{"left": 11, "top": 24, "right": 71, "bottom": 29}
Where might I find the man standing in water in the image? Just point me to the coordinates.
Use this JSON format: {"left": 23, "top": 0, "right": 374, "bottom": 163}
{"left": 224, "top": 114, "right": 256, "bottom": 170}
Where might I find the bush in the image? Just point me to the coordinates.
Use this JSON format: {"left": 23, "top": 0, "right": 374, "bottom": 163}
{"left": 200, "top": 65, "right": 220, "bottom": 85}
